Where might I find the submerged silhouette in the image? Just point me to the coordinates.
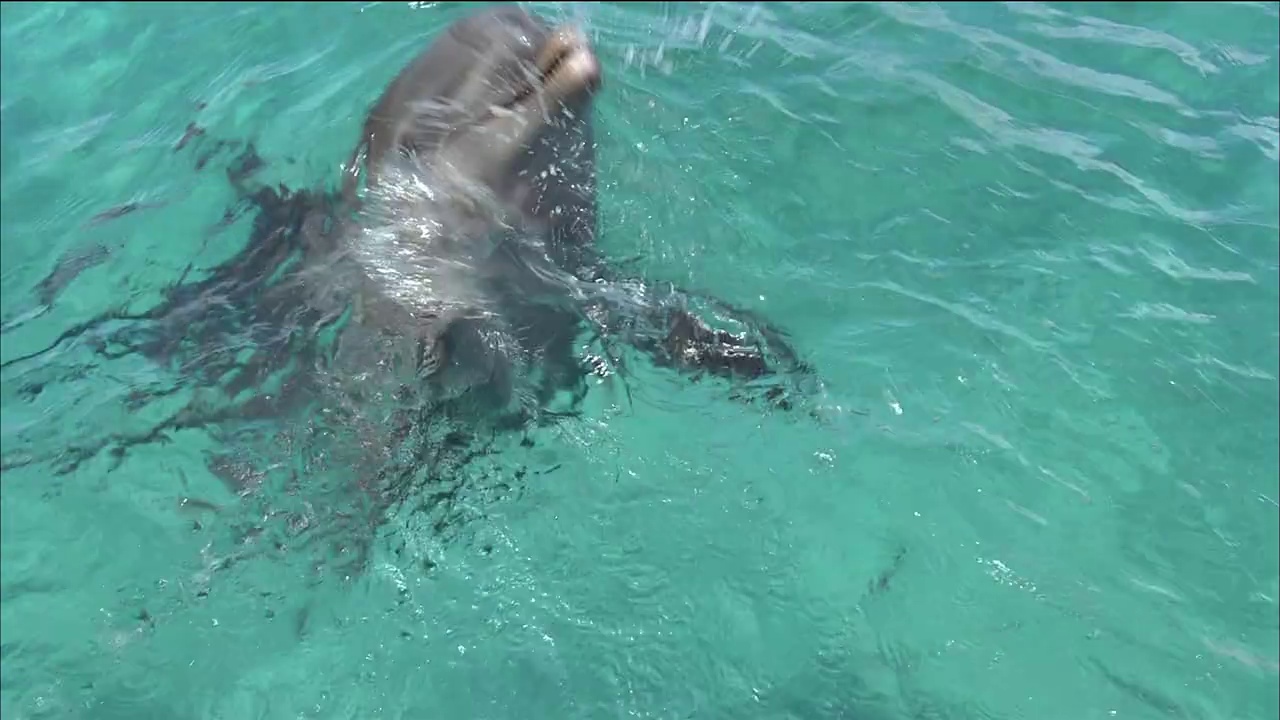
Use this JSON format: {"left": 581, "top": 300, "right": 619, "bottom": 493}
{"left": 0, "top": 5, "right": 823, "bottom": 579}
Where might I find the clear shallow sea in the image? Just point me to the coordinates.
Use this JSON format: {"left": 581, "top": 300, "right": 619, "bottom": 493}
{"left": 1, "top": 2, "right": 1277, "bottom": 719}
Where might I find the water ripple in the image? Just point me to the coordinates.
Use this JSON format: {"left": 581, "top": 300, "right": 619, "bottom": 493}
{"left": 0, "top": 2, "right": 1276, "bottom": 720}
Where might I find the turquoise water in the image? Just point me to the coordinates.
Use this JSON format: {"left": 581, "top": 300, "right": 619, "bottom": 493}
{"left": 1, "top": 1, "right": 1277, "bottom": 718}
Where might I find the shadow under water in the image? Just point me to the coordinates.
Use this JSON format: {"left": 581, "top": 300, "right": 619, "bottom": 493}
{"left": 0, "top": 107, "right": 825, "bottom": 595}
{"left": 1, "top": 127, "right": 524, "bottom": 576}
{"left": 0, "top": 7, "right": 832, "bottom": 614}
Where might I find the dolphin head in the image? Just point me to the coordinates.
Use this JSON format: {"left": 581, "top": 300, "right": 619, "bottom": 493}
{"left": 349, "top": 5, "right": 601, "bottom": 241}
{"left": 339, "top": 6, "right": 605, "bottom": 420}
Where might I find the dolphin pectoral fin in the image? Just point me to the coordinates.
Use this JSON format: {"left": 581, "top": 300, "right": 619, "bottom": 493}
{"left": 660, "top": 308, "right": 772, "bottom": 379}
{"left": 653, "top": 307, "right": 808, "bottom": 410}
{"left": 582, "top": 279, "right": 821, "bottom": 412}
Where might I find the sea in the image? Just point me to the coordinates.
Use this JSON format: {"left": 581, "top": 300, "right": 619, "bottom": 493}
{"left": 1, "top": 2, "right": 1277, "bottom": 719}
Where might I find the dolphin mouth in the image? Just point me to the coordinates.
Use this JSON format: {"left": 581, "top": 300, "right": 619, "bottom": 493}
{"left": 505, "top": 24, "right": 601, "bottom": 110}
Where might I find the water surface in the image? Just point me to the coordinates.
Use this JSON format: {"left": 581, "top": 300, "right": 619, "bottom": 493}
{"left": 1, "top": 2, "right": 1277, "bottom": 719}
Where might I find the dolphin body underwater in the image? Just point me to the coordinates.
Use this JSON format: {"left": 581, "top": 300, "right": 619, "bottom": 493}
{"left": 1, "top": 5, "right": 823, "bottom": 571}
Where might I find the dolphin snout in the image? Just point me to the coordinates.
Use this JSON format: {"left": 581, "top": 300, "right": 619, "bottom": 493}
{"left": 536, "top": 24, "right": 602, "bottom": 98}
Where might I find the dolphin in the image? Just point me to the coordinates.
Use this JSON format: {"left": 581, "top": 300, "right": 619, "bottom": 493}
{"left": 324, "top": 4, "right": 818, "bottom": 418}
{"left": 324, "top": 5, "right": 610, "bottom": 420}
{"left": 0, "top": 6, "right": 822, "bottom": 549}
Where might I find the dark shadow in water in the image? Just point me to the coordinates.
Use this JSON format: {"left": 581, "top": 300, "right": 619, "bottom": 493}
{"left": 0, "top": 103, "right": 827, "bottom": 598}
